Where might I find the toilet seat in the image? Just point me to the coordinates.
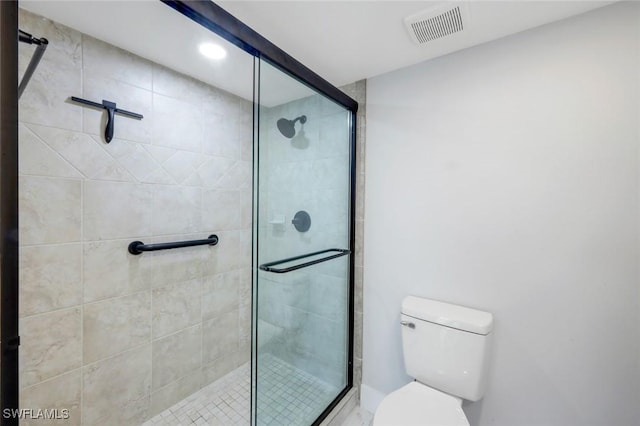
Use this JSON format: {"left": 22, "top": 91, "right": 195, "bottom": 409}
{"left": 373, "top": 382, "right": 470, "bottom": 426}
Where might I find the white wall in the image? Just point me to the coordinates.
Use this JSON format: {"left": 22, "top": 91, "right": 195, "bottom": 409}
{"left": 363, "top": 3, "right": 639, "bottom": 426}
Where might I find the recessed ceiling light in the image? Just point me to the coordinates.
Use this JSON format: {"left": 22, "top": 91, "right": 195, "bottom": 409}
{"left": 199, "top": 42, "right": 226, "bottom": 60}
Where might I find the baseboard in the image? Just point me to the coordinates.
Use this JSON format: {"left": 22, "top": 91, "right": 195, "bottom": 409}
{"left": 360, "top": 384, "right": 386, "bottom": 415}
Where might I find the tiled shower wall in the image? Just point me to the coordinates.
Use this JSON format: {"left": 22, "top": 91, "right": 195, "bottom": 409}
{"left": 339, "top": 81, "right": 365, "bottom": 398}
{"left": 18, "top": 9, "right": 252, "bottom": 425}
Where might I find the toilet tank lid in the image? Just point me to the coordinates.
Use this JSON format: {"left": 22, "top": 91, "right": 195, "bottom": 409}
{"left": 402, "top": 296, "right": 493, "bottom": 335}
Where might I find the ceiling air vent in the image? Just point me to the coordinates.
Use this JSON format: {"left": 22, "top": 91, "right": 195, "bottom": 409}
{"left": 404, "top": 3, "right": 469, "bottom": 45}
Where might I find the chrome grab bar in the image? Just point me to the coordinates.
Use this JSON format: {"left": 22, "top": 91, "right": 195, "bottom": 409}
{"left": 258, "top": 248, "right": 350, "bottom": 274}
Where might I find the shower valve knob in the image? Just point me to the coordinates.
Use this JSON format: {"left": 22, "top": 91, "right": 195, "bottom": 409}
{"left": 291, "top": 210, "right": 311, "bottom": 232}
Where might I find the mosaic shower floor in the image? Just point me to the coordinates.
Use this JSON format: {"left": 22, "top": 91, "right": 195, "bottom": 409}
{"left": 144, "top": 354, "right": 338, "bottom": 426}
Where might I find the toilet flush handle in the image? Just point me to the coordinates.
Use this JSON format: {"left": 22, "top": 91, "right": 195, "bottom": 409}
{"left": 400, "top": 320, "right": 415, "bottom": 329}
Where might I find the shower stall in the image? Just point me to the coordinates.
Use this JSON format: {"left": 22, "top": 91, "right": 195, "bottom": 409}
{"left": 0, "top": 1, "right": 357, "bottom": 425}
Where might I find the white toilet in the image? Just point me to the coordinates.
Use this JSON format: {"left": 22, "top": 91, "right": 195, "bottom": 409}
{"left": 374, "top": 296, "right": 494, "bottom": 426}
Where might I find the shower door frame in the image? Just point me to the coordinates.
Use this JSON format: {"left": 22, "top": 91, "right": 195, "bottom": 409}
{"left": 159, "top": 2, "right": 357, "bottom": 424}
{"left": 161, "top": 3, "right": 358, "bottom": 424}
{"left": 0, "top": 1, "right": 357, "bottom": 425}
{"left": 0, "top": 1, "right": 20, "bottom": 422}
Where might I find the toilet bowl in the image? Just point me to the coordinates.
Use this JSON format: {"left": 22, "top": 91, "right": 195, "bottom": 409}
{"left": 373, "top": 382, "right": 469, "bottom": 426}
{"left": 373, "top": 296, "right": 493, "bottom": 426}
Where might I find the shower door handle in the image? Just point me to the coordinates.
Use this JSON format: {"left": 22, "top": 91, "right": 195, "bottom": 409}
{"left": 258, "top": 248, "right": 350, "bottom": 273}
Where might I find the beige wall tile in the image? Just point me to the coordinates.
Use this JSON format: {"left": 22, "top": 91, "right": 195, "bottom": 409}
{"left": 144, "top": 239, "right": 207, "bottom": 289}
{"left": 20, "top": 307, "right": 82, "bottom": 388}
{"left": 140, "top": 167, "right": 175, "bottom": 185}
{"left": 19, "top": 124, "right": 82, "bottom": 179}
{"left": 82, "top": 345, "right": 151, "bottom": 426}
{"left": 27, "top": 124, "right": 131, "bottom": 182}
{"left": 152, "top": 325, "right": 202, "bottom": 391}
{"left": 354, "top": 220, "right": 364, "bottom": 267}
{"left": 20, "top": 243, "right": 82, "bottom": 317}
{"left": 354, "top": 305, "right": 363, "bottom": 361}
{"left": 85, "top": 159, "right": 134, "bottom": 183}
{"left": 213, "top": 160, "right": 252, "bottom": 190}
{"left": 202, "top": 270, "right": 239, "bottom": 321}
{"left": 238, "top": 343, "right": 251, "bottom": 365}
{"left": 83, "top": 291, "right": 151, "bottom": 364}
{"left": 201, "top": 352, "right": 239, "bottom": 387}
{"left": 20, "top": 369, "right": 82, "bottom": 426}
{"left": 239, "top": 302, "right": 251, "bottom": 349}
{"left": 82, "top": 36, "right": 152, "bottom": 90}
{"left": 353, "top": 357, "right": 362, "bottom": 395}
{"left": 18, "top": 9, "right": 81, "bottom": 68}
{"left": 203, "top": 230, "right": 243, "bottom": 275}
{"left": 240, "top": 189, "right": 252, "bottom": 229}
{"left": 151, "top": 185, "right": 202, "bottom": 235}
{"left": 18, "top": 32, "right": 82, "bottom": 131}
{"left": 184, "top": 155, "right": 234, "bottom": 187}
{"left": 340, "top": 80, "right": 366, "bottom": 392}
{"left": 202, "top": 311, "right": 239, "bottom": 365}
{"left": 202, "top": 94, "right": 249, "bottom": 160}
{"left": 239, "top": 229, "right": 252, "bottom": 266}
{"left": 202, "top": 112, "right": 241, "bottom": 159}
{"left": 19, "top": 176, "right": 81, "bottom": 245}
{"left": 18, "top": 93, "right": 80, "bottom": 138}
{"left": 152, "top": 279, "right": 201, "bottom": 339}
{"left": 354, "top": 266, "right": 363, "bottom": 312}
{"left": 308, "top": 274, "right": 347, "bottom": 320}
{"left": 150, "top": 370, "right": 201, "bottom": 416}
{"left": 11, "top": 7, "right": 340, "bottom": 421}
{"left": 143, "top": 145, "right": 176, "bottom": 164}
{"left": 241, "top": 134, "right": 253, "bottom": 163}
{"left": 152, "top": 94, "right": 202, "bottom": 152}
{"left": 83, "top": 180, "right": 152, "bottom": 240}
{"left": 83, "top": 239, "right": 148, "bottom": 303}
{"left": 202, "top": 190, "right": 241, "bottom": 231}
{"left": 152, "top": 65, "right": 203, "bottom": 107}
{"left": 106, "top": 138, "right": 160, "bottom": 182}
{"left": 202, "top": 85, "right": 237, "bottom": 117}
{"left": 239, "top": 268, "right": 252, "bottom": 310}
{"left": 161, "top": 150, "right": 207, "bottom": 184}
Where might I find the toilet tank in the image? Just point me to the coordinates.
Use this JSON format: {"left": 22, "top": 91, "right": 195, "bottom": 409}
{"left": 401, "top": 296, "right": 493, "bottom": 402}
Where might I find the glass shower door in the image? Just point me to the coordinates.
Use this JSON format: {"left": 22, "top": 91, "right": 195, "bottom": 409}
{"left": 253, "top": 59, "right": 353, "bottom": 425}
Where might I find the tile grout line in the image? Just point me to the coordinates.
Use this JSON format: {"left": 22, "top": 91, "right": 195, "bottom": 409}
{"left": 79, "top": 29, "right": 85, "bottom": 425}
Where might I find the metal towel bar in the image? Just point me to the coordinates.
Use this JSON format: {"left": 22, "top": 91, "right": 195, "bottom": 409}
{"left": 258, "top": 248, "right": 350, "bottom": 273}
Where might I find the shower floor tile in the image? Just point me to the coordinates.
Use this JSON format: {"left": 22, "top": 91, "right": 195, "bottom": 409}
{"left": 143, "top": 354, "right": 338, "bottom": 426}
{"left": 256, "top": 354, "right": 339, "bottom": 426}
{"left": 143, "top": 362, "right": 250, "bottom": 426}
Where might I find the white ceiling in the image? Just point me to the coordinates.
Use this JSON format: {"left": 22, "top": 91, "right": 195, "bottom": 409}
{"left": 20, "top": 0, "right": 315, "bottom": 106}
{"left": 21, "top": 0, "right": 615, "bottom": 105}
{"left": 218, "top": 0, "right": 615, "bottom": 87}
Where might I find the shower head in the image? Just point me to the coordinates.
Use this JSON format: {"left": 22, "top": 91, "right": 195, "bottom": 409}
{"left": 277, "top": 115, "right": 307, "bottom": 139}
